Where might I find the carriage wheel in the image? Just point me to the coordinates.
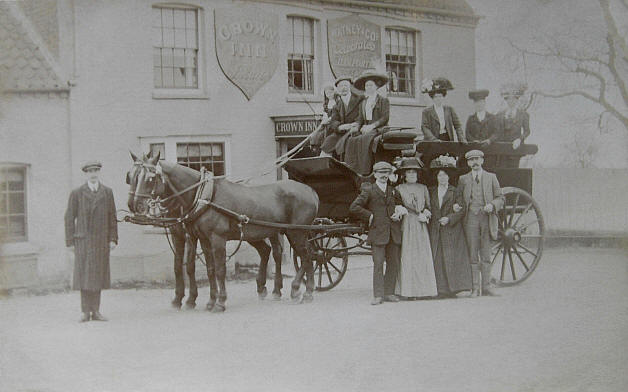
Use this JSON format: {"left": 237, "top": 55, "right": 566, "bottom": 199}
{"left": 490, "top": 187, "right": 545, "bottom": 286}
{"left": 293, "top": 233, "right": 349, "bottom": 291}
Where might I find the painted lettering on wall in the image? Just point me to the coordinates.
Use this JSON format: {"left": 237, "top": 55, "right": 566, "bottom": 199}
{"left": 328, "top": 15, "right": 382, "bottom": 79}
{"left": 215, "top": 7, "right": 279, "bottom": 100}
{"left": 274, "top": 119, "right": 319, "bottom": 136}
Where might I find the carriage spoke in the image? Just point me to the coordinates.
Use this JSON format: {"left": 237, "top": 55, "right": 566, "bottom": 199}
{"left": 517, "top": 243, "right": 538, "bottom": 258}
{"left": 324, "top": 235, "right": 332, "bottom": 249}
{"left": 517, "top": 219, "right": 540, "bottom": 231}
{"left": 328, "top": 260, "right": 342, "bottom": 274}
{"left": 512, "top": 246, "right": 530, "bottom": 272}
{"left": 507, "top": 193, "right": 521, "bottom": 228}
{"left": 507, "top": 248, "right": 517, "bottom": 281}
{"left": 324, "top": 263, "right": 333, "bottom": 284}
{"left": 512, "top": 203, "right": 533, "bottom": 228}
{"left": 491, "top": 243, "right": 503, "bottom": 264}
{"left": 500, "top": 245, "right": 508, "bottom": 281}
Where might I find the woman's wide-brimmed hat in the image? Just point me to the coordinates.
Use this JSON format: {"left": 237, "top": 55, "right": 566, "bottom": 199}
{"left": 421, "top": 77, "right": 454, "bottom": 95}
{"left": 429, "top": 155, "right": 459, "bottom": 174}
{"left": 353, "top": 71, "right": 389, "bottom": 90}
{"left": 395, "top": 157, "right": 423, "bottom": 173}
{"left": 334, "top": 75, "right": 353, "bottom": 86}
{"left": 500, "top": 82, "right": 527, "bottom": 98}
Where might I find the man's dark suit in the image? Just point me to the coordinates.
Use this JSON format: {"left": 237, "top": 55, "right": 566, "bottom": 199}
{"left": 321, "top": 93, "right": 363, "bottom": 157}
{"left": 421, "top": 105, "right": 465, "bottom": 142}
{"left": 350, "top": 182, "right": 402, "bottom": 298}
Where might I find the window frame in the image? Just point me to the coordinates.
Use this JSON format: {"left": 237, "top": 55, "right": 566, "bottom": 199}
{"left": 0, "top": 163, "right": 28, "bottom": 243}
{"left": 139, "top": 135, "right": 232, "bottom": 178}
{"left": 384, "top": 27, "right": 418, "bottom": 99}
{"left": 383, "top": 26, "right": 423, "bottom": 107}
{"left": 285, "top": 15, "right": 321, "bottom": 103}
{"left": 152, "top": 3, "right": 208, "bottom": 100}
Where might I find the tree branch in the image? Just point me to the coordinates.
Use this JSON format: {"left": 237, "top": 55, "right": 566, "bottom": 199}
{"left": 531, "top": 90, "right": 628, "bottom": 126}
{"left": 599, "top": 0, "right": 628, "bottom": 65}
{"left": 504, "top": 36, "right": 608, "bottom": 67}
{"left": 606, "top": 34, "right": 628, "bottom": 108}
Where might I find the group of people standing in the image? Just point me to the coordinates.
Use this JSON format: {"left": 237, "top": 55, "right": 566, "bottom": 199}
{"left": 350, "top": 150, "right": 504, "bottom": 305}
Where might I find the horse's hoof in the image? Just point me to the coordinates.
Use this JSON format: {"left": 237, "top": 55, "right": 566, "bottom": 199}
{"left": 171, "top": 299, "right": 183, "bottom": 309}
{"left": 211, "top": 303, "right": 226, "bottom": 313}
{"left": 206, "top": 301, "right": 216, "bottom": 312}
{"left": 184, "top": 302, "right": 196, "bottom": 310}
{"left": 291, "top": 291, "right": 301, "bottom": 301}
{"left": 258, "top": 287, "right": 268, "bottom": 300}
{"left": 301, "top": 293, "right": 314, "bottom": 303}
{"left": 272, "top": 292, "right": 282, "bottom": 301}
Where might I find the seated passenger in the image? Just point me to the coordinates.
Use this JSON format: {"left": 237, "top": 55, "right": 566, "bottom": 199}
{"left": 420, "top": 77, "right": 466, "bottom": 143}
{"left": 465, "top": 89, "right": 502, "bottom": 145}
{"left": 498, "top": 83, "right": 530, "bottom": 149}
{"left": 343, "top": 71, "right": 390, "bottom": 175}
{"left": 309, "top": 83, "right": 338, "bottom": 155}
{"left": 321, "top": 76, "right": 363, "bottom": 159}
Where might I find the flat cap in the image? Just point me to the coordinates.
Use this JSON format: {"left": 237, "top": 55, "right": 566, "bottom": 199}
{"left": 372, "top": 161, "right": 394, "bottom": 172}
{"left": 464, "top": 150, "right": 484, "bottom": 159}
{"left": 81, "top": 161, "right": 102, "bottom": 172}
{"left": 468, "top": 89, "right": 489, "bottom": 101}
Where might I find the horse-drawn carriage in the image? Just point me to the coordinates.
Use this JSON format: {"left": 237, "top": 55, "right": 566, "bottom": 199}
{"left": 123, "top": 127, "right": 545, "bottom": 309}
{"left": 284, "top": 131, "right": 545, "bottom": 291}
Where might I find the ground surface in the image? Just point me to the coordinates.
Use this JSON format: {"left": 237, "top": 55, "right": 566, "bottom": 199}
{"left": 1, "top": 248, "right": 627, "bottom": 392}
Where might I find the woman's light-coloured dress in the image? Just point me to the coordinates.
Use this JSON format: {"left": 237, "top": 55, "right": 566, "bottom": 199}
{"left": 395, "top": 182, "right": 438, "bottom": 297}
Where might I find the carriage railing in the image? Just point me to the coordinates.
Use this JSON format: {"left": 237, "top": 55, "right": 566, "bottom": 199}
{"left": 415, "top": 141, "right": 538, "bottom": 158}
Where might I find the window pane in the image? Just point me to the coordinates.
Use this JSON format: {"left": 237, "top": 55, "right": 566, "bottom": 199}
{"left": 211, "top": 144, "right": 223, "bottom": 157}
{"left": 189, "top": 144, "right": 200, "bottom": 160}
{"left": 9, "top": 215, "right": 25, "bottom": 237}
{"left": 174, "top": 28, "right": 186, "bottom": 48}
{"left": 186, "top": 29, "right": 197, "bottom": 49}
{"left": 173, "top": 48, "right": 185, "bottom": 67}
{"left": 186, "top": 10, "right": 197, "bottom": 29}
{"left": 0, "top": 195, "right": 7, "bottom": 214}
{"left": 174, "top": 67, "right": 186, "bottom": 87}
{"left": 163, "top": 28, "right": 174, "bottom": 48}
{"left": 173, "top": 9, "right": 185, "bottom": 28}
{"left": 149, "top": 143, "right": 165, "bottom": 160}
{"left": 161, "top": 8, "right": 174, "bottom": 28}
{"left": 154, "top": 67, "right": 162, "bottom": 88}
{"left": 200, "top": 144, "right": 212, "bottom": 159}
{"left": 6, "top": 169, "right": 24, "bottom": 190}
{"left": 212, "top": 163, "right": 225, "bottom": 176}
{"left": 162, "top": 67, "right": 174, "bottom": 87}
{"left": 176, "top": 143, "right": 188, "bottom": 158}
{"left": 9, "top": 193, "right": 24, "bottom": 213}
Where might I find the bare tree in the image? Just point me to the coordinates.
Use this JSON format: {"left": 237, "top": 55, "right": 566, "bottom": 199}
{"left": 505, "top": 0, "right": 628, "bottom": 130}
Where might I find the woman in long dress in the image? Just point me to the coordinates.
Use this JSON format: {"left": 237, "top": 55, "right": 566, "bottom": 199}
{"left": 394, "top": 158, "right": 438, "bottom": 299}
{"left": 428, "top": 156, "right": 472, "bottom": 298}
{"left": 343, "top": 71, "right": 390, "bottom": 175}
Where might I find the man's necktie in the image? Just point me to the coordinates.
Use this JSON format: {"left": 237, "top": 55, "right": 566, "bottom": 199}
{"left": 475, "top": 175, "right": 480, "bottom": 184}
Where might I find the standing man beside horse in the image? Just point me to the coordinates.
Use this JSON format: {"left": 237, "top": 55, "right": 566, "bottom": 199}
{"left": 65, "top": 161, "right": 118, "bottom": 322}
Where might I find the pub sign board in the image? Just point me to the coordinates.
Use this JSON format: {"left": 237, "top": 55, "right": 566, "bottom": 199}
{"left": 327, "top": 15, "right": 382, "bottom": 79}
{"left": 273, "top": 116, "right": 319, "bottom": 137}
{"left": 214, "top": 6, "right": 279, "bottom": 100}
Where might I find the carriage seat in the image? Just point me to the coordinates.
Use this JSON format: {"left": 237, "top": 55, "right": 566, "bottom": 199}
{"left": 372, "top": 128, "right": 418, "bottom": 153}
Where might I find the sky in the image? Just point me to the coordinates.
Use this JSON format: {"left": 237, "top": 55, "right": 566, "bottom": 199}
{"left": 467, "top": 0, "right": 628, "bottom": 168}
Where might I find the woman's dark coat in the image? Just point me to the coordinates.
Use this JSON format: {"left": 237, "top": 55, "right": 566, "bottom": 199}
{"left": 428, "top": 184, "right": 472, "bottom": 293}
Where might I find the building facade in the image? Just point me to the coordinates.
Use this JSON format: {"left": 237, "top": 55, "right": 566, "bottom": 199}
{"left": 0, "top": 0, "right": 479, "bottom": 289}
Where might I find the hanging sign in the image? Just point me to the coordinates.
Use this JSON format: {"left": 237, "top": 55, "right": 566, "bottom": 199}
{"left": 327, "top": 15, "right": 382, "bottom": 79}
{"left": 214, "top": 7, "right": 279, "bottom": 100}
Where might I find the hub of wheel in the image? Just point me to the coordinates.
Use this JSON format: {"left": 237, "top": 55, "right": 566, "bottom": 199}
{"left": 503, "top": 228, "right": 521, "bottom": 246}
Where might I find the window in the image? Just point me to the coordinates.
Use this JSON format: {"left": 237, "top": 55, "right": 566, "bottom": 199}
{"left": 0, "top": 165, "right": 27, "bottom": 242}
{"left": 176, "top": 142, "right": 225, "bottom": 175}
{"left": 385, "top": 28, "right": 417, "bottom": 97}
{"left": 140, "top": 136, "right": 230, "bottom": 177}
{"left": 287, "top": 16, "right": 314, "bottom": 93}
{"left": 149, "top": 143, "right": 165, "bottom": 160}
{"left": 152, "top": 6, "right": 199, "bottom": 89}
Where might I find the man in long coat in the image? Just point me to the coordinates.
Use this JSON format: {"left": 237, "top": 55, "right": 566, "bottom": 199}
{"left": 322, "top": 77, "right": 363, "bottom": 159}
{"left": 456, "top": 150, "right": 504, "bottom": 296}
{"left": 497, "top": 83, "right": 531, "bottom": 167}
{"left": 349, "top": 161, "right": 404, "bottom": 305}
{"left": 65, "top": 161, "right": 118, "bottom": 322}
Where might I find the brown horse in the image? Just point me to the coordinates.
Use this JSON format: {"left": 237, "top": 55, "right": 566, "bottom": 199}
{"left": 128, "top": 152, "right": 319, "bottom": 311}
{"left": 126, "top": 152, "right": 286, "bottom": 308}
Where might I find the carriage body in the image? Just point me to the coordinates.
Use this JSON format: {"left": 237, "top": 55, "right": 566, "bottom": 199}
{"left": 284, "top": 136, "right": 545, "bottom": 291}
